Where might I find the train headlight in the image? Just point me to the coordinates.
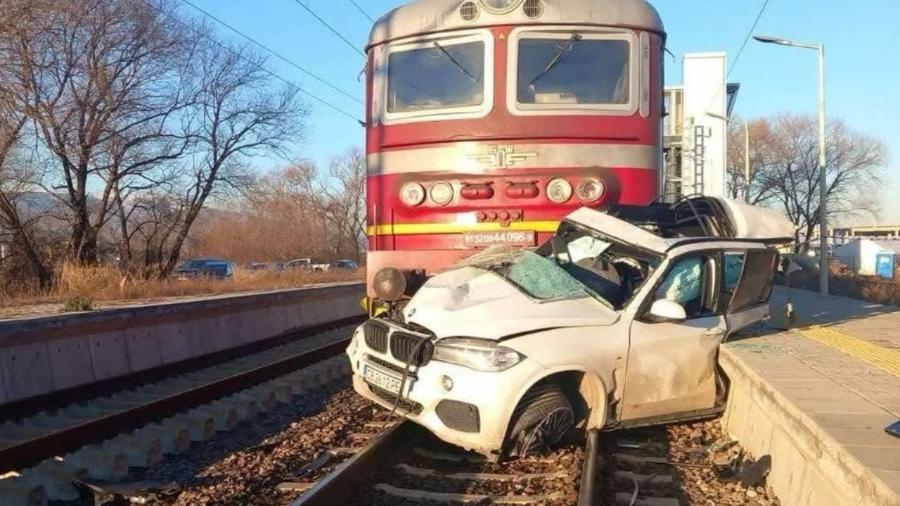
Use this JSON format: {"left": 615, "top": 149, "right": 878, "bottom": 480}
{"left": 429, "top": 181, "right": 454, "bottom": 206}
{"left": 400, "top": 182, "right": 426, "bottom": 207}
{"left": 479, "top": 0, "right": 523, "bottom": 14}
{"left": 546, "top": 178, "right": 573, "bottom": 204}
{"left": 576, "top": 177, "right": 606, "bottom": 202}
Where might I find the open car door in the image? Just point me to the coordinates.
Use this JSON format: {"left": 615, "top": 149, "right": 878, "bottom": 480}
{"left": 724, "top": 249, "right": 780, "bottom": 336}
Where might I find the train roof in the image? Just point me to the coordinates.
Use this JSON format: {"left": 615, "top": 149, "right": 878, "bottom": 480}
{"left": 368, "top": 0, "right": 664, "bottom": 48}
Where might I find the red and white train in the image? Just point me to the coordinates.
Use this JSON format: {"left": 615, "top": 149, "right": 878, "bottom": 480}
{"left": 364, "top": 0, "right": 665, "bottom": 300}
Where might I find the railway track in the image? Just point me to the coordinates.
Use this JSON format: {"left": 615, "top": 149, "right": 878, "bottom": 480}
{"left": 284, "top": 421, "right": 597, "bottom": 506}
{"left": 0, "top": 316, "right": 363, "bottom": 504}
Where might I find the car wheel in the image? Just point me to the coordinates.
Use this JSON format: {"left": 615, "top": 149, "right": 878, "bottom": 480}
{"left": 506, "top": 383, "right": 575, "bottom": 458}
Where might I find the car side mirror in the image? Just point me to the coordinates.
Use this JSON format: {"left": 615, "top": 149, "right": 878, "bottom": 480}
{"left": 647, "top": 299, "right": 687, "bottom": 323}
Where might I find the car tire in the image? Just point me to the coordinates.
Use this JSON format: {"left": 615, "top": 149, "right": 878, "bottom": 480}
{"left": 506, "top": 383, "right": 575, "bottom": 458}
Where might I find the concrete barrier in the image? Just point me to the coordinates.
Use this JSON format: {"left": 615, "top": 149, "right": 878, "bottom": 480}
{"left": 719, "top": 345, "right": 898, "bottom": 506}
{"left": 0, "top": 283, "right": 364, "bottom": 405}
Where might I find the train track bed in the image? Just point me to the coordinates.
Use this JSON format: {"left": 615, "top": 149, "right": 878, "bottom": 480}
{"left": 289, "top": 421, "right": 586, "bottom": 506}
{"left": 602, "top": 420, "right": 780, "bottom": 506}
{"left": 0, "top": 322, "right": 361, "bottom": 505}
{"left": 140, "top": 385, "right": 393, "bottom": 506}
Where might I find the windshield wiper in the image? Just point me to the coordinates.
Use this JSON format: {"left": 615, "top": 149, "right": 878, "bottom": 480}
{"left": 433, "top": 41, "right": 480, "bottom": 83}
{"left": 529, "top": 33, "right": 582, "bottom": 92}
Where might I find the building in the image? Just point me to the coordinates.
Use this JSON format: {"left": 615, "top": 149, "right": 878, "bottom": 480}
{"left": 832, "top": 238, "right": 896, "bottom": 278}
{"left": 833, "top": 225, "right": 900, "bottom": 238}
{"left": 664, "top": 53, "right": 740, "bottom": 200}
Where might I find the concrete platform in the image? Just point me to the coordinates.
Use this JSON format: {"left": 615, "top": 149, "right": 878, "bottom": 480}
{"left": 0, "top": 282, "right": 364, "bottom": 406}
{"left": 720, "top": 287, "right": 900, "bottom": 506}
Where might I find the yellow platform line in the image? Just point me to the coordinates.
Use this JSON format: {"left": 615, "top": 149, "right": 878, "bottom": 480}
{"left": 794, "top": 325, "right": 900, "bottom": 378}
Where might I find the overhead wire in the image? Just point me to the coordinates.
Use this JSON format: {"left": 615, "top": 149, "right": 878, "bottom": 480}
{"left": 143, "top": 0, "right": 364, "bottom": 124}
{"left": 728, "top": 0, "right": 773, "bottom": 77}
{"left": 179, "top": 0, "right": 362, "bottom": 104}
{"left": 348, "top": 0, "right": 375, "bottom": 23}
{"left": 289, "top": 0, "right": 367, "bottom": 57}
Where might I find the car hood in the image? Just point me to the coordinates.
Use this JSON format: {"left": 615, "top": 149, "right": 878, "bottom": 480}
{"left": 403, "top": 266, "right": 619, "bottom": 341}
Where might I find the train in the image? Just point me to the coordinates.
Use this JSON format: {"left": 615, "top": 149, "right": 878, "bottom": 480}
{"left": 364, "top": 0, "right": 666, "bottom": 305}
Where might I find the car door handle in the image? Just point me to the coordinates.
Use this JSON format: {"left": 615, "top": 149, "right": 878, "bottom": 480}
{"left": 704, "top": 329, "right": 726, "bottom": 338}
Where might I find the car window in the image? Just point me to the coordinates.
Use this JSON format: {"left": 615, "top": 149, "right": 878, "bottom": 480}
{"left": 729, "top": 250, "right": 779, "bottom": 312}
{"left": 654, "top": 255, "right": 718, "bottom": 319}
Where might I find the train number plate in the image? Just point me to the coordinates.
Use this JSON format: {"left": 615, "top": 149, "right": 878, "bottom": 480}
{"left": 464, "top": 230, "right": 535, "bottom": 247}
{"left": 363, "top": 364, "right": 402, "bottom": 395}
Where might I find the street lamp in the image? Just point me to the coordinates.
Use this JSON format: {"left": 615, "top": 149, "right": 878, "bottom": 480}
{"left": 754, "top": 34, "right": 828, "bottom": 296}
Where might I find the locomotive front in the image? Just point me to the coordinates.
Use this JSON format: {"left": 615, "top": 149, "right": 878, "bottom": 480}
{"left": 364, "top": 0, "right": 665, "bottom": 305}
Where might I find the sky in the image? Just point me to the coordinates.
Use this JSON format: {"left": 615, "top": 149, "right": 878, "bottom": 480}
{"left": 182, "top": 0, "right": 900, "bottom": 223}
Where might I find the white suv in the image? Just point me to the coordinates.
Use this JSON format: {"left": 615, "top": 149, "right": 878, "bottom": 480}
{"left": 347, "top": 198, "right": 791, "bottom": 459}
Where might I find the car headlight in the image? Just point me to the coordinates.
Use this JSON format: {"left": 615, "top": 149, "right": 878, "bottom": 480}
{"left": 433, "top": 338, "right": 525, "bottom": 372}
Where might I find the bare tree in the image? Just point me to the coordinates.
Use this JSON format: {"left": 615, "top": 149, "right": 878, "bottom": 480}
{"left": 725, "top": 118, "right": 780, "bottom": 205}
{"left": 739, "top": 114, "right": 886, "bottom": 252}
{"left": 0, "top": 1, "right": 54, "bottom": 286}
{"left": 2, "top": 0, "right": 196, "bottom": 265}
{"left": 160, "top": 41, "right": 306, "bottom": 275}
{"left": 320, "top": 148, "right": 367, "bottom": 261}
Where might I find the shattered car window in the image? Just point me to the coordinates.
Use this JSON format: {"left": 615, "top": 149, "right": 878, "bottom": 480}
{"left": 462, "top": 248, "right": 611, "bottom": 305}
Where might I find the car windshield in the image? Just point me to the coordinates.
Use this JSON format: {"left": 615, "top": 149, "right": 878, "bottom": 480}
{"left": 387, "top": 40, "right": 485, "bottom": 113}
{"left": 464, "top": 249, "right": 612, "bottom": 306}
{"left": 180, "top": 260, "right": 207, "bottom": 269}
{"left": 517, "top": 36, "right": 630, "bottom": 106}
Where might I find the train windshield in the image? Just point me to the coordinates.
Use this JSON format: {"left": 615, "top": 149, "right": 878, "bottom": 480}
{"left": 517, "top": 35, "right": 630, "bottom": 106}
{"left": 387, "top": 40, "right": 485, "bottom": 113}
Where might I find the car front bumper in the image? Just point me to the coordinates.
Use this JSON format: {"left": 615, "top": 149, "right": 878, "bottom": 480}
{"left": 346, "top": 328, "right": 544, "bottom": 456}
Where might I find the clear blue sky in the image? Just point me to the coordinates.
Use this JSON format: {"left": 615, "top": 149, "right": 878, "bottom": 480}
{"left": 184, "top": 0, "right": 900, "bottom": 222}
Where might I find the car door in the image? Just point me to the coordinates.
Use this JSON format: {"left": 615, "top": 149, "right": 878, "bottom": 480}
{"left": 724, "top": 249, "right": 780, "bottom": 335}
{"left": 620, "top": 252, "right": 726, "bottom": 422}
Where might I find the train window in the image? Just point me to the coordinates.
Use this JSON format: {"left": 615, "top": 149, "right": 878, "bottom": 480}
{"left": 387, "top": 40, "right": 485, "bottom": 114}
{"left": 517, "top": 37, "right": 630, "bottom": 106}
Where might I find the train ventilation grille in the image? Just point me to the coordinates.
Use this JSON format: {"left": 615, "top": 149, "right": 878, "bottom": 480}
{"left": 523, "top": 0, "right": 543, "bottom": 18}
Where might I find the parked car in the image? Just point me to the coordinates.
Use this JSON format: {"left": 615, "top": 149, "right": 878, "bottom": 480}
{"left": 249, "top": 262, "right": 270, "bottom": 271}
{"left": 177, "top": 258, "right": 234, "bottom": 280}
{"left": 347, "top": 198, "right": 792, "bottom": 459}
{"left": 332, "top": 259, "right": 359, "bottom": 270}
{"left": 285, "top": 258, "right": 331, "bottom": 272}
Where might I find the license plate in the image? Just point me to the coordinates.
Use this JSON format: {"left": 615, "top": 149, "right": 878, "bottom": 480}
{"left": 464, "top": 230, "right": 535, "bottom": 247}
{"left": 363, "top": 364, "right": 402, "bottom": 395}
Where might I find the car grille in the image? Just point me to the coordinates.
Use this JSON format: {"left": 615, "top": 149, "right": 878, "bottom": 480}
{"left": 368, "top": 384, "right": 423, "bottom": 414}
{"left": 363, "top": 320, "right": 388, "bottom": 353}
{"left": 389, "top": 332, "right": 433, "bottom": 367}
{"left": 365, "top": 354, "right": 408, "bottom": 376}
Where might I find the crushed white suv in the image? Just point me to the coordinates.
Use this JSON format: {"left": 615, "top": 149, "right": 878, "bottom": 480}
{"left": 347, "top": 197, "right": 792, "bottom": 459}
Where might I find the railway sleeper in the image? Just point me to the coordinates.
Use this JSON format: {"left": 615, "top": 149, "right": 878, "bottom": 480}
{"left": 395, "top": 462, "right": 570, "bottom": 482}
{"left": 374, "top": 483, "right": 566, "bottom": 505}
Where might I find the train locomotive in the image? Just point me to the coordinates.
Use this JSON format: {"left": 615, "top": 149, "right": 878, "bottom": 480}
{"left": 364, "top": 0, "right": 666, "bottom": 306}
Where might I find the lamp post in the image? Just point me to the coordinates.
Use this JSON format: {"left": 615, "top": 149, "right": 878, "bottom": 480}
{"left": 707, "top": 113, "right": 751, "bottom": 199}
{"left": 754, "top": 35, "right": 828, "bottom": 296}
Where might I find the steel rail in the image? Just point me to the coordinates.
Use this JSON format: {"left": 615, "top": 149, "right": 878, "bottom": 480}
{"left": 578, "top": 429, "right": 601, "bottom": 506}
{"left": 292, "top": 422, "right": 601, "bottom": 505}
{"left": 292, "top": 421, "right": 414, "bottom": 506}
{"left": 0, "top": 323, "right": 360, "bottom": 474}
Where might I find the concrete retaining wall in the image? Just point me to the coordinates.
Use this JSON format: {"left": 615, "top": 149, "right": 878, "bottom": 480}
{"left": 719, "top": 347, "right": 897, "bottom": 506}
{"left": 0, "top": 283, "right": 364, "bottom": 405}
